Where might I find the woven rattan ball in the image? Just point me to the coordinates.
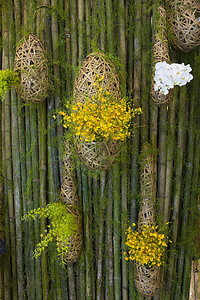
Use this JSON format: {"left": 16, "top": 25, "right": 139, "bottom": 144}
{"left": 151, "top": 6, "right": 174, "bottom": 106}
{"left": 73, "top": 52, "right": 122, "bottom": 170}
{"left": 73, "top": 52, "right": 121, "bottom": 104}
{"left": 134, "top": 143, "right": 160, "bottom": 297}
{"left": 166, "top": 0, "right": 200, "bottom": 52}
{"left": 14, "top": 34, "right": 49, "bottom": 103}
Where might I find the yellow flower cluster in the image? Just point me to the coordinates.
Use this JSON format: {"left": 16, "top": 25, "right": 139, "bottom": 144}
{"left": 124, "top": 223, "right": 170, "bottom": 267}
{"left": 22, "top": 203, "right": 78, "bottom": 264}
{"left": 57, "top": 77, "right": 142, "bottom": 142}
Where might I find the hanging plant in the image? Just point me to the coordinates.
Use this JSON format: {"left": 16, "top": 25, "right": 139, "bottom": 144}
{"left": 0, "top": 69, "right": 20, "bottom": 101}
{"left": 58, "top": 52, "right": 141, "bottom": 170}
{"left": 60, "top": 142, "right": 83, "bottom": 262}
{"left": 166, "top": 0, "right": 200, "bottom": 52}
{"left": 151, "top": 6, "right": 174, "bottom": 106}
{"left": 14, "top": 34, "right": 49, "bottom": 103}
{"left": 22, "top": 202, "right": 79, "bottom": 264}
{"left": 124, "top": 143, "right": 170, "bottom": 297}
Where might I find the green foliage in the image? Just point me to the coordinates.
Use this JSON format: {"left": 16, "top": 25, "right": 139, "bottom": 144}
{"left": 0, "top": 69, "right": 20, "bottom": 101}
{"left": 22, "top": 202, "right": 78, "bottom": 264}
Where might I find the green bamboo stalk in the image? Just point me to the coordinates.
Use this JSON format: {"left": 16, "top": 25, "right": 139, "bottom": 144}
{"left": 105, "top": 0, "right": 115, "bottom": 54}
{"left": 30, "top": 106, "right": 42, "bottom": 300}
{"left": 85, "top": 0, "right": 91, "bottom": 52}
{"left": 1, "top": 7, "right": 12, "bottom": 300}
{"left": 70, "top": 0, "right": 78, "bottom": 83}
{"left": 65, "top": 0, "right": 72, "bottom": 94}
{"left": 150, "top": 3, "right": 158, "bottom": 151}
{"left": 182, "top": 136, "right": 200, "bottom": 299}
{"left": 113, "top": 162, "right": 121, "bottom": 300}
{"left": 78, "top": 0, "right": 84, "bottom": 62}
{"left": 174, "top": 85, "right": 196, "bottom": 300}
{"left": 99, "top": 0, "right": 106, "bottom": 51}
{"left": 118, "top": 1, "right": 128, "bottom": 299}
{"left": 25, "top": 105, "right": 36, "bottom": 300}
{"left": 141, "top": 0, "right": 149, "bottom": 142}
{"left": 2, "top": 3, "right": 18, "bottom": 299}
{"left": 164, "top": 96, "right": 176, "bottom": 224}
{"left": 38, "top": 102, "right": 49, "bottom": 300}
{"left": 36, "top": 1, "right": 49, "bottom": 298}
{"left": 106, "top": 171, "right": 114, "bottom": 299}
{"left": 9, "top": 2, "right": 25, "bottom": 297}
{"left": 166, "top": 85, "right": 188, "bottom": 298}
{"left": 157, "top": 106, "right": 167, "bottom": 216}
{"left": 11, "top": 87, "right": 24, "bottom": 299}
{"left": 96, "top": 171, "right": 106, "bottom": 300}
{"left": 0, "top": 178, "right": 3, "bottom": 300}
{"left": 82, "top": 167, "right": 93, "bottom": 299}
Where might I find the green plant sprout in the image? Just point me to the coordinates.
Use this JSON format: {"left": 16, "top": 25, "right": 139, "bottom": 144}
{"left": 0, "top": 69, "right": 20, "bottom": 101}
{"left": 22, "top": 202, "right": 78, "bottom": 264}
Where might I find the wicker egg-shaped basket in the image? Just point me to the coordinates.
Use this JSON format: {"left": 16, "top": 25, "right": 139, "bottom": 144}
{"left": 60, "top": 141, "right": 83, "bottom": 263}
{"left": 151, "top": 6, "right": 174, "bottom": 106}
{"left": 73, "top": 52, "right": 122, "bottom": 170}
{"left": 14, "top": 34, "right": 49, "bottom": 103}
{"left": 134, "top": 143, "right": 160, "bottom": 297}
{"left": 166, "top": 0, "right": 200, "bottom": 52}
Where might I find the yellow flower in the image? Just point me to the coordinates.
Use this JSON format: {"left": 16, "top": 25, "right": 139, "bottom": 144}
{"left": 53, "top": 115, "right": 56, "bottom": 120}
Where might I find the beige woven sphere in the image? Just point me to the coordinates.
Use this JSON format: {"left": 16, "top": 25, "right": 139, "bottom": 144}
{"left": 166, "top": 0, "right": 200, "bottom": 52}
{"left": 73, "top": 52, "right": 122, "bottom": 170}
{"left": 14, "top": 34, "right": 49, "bottom": 103}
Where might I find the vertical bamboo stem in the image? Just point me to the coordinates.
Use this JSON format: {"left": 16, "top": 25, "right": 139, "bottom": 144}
{"left": 2, "top": 3, "right": 18, "bottom": 299}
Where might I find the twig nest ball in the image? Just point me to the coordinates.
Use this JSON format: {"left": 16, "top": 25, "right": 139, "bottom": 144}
{"left": 166, "top": 0, "right": 200, "bottom": 52}
{"left": 14, "top": 34, "right": 49, "bottom": 103}
{"left": 73, "top": 52, "right": 122, "bottom": 170}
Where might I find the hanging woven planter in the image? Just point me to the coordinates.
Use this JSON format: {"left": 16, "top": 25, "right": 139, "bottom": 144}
{"left": 166, "top": 0, "right": 200, "bottom": 52}
{"left": 73, "top": 52, "right": 122, "bottom": 170}
{"left": 60, "top": 141, "right": 83, "bottom": 262}
{"left": 134, "top": 143, "right": 160, "bottom": 297}
{"left": 151, "top": 6, "right": 174, "bottom": 106}
{"left": 14, "top": 34, "right": 49, "bottom": 103}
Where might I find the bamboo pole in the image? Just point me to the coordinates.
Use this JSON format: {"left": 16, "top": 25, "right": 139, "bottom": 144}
{"left": 118, "top": 1, "right": 128, "bottom": 299}
{"left": 166, "top": 85, "right": 188, "bottom": 298}
{"left": 78, "top": 0, "right": 84, "bottom": 62}
{"left": 37, "top": 2, "right": 49, "bottom": 298}
{"left": 70, "top": 0, "right": 78, "bottom": 83}
{"left": 82, "top": 167, "right": 93, "bottom": 299}
{"left": 106, "top": 171, "right": 114, "bottom": 299}
{"left": 175, "top": 85, "right": 196, "bottom": 300}
{"left": 9, "top": 2, "right": 25, "bottom": 298}
{"left": 182, "top": 135, "right": 200, "bottom": 299}
{"left": 2, "top": 2, "right": 18, "bottom": 299}
{"left": 96, "top": 172, "right": 106, "bottom": 300}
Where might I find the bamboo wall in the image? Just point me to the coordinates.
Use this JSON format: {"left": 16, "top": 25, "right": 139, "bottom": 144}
{"left": 0, "top": 0, "right": 200, "bottom": 299}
